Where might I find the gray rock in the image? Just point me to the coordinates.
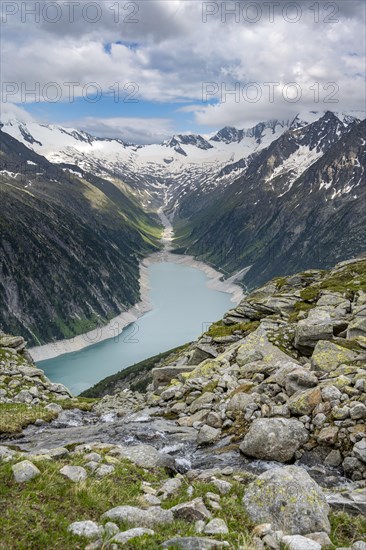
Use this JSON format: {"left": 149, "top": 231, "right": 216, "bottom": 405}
{"left": 352, "top": 542, "right": 366, "bottom": 550}
{"left": 285, "top": 368, "right": 318, "bottom": 396}
{"left": 353, "top": 440, "right": 366, "bottom": 463}
{"left": 311, "top": 341, "right": 357, "bottom": 372}
{"left": 242, "top": 466, "right": 330, "bottom": 535}
{"left": 197, "top": 425, "right": 221, "bottom": 446}
{"left": 212, "top": 479, "right": 232, "bottom": 495}
{"left": 104, "top": 522, "right": 119, "bottom": 538}
{"left": 350, "top": 404, "right": 366, "bottom": 420}
{"left": 190, "top": 393, "right": 217, "bottom": 414}
{"left": 111, "top": 444, "right": 175, "bottom": 471}
{"left": 239, "top": 418, "right": 308, "bottom": 462}
{"left": 12, "top": 460, "right": 40, "bottom": 483}
{"left": 95, "top": 465, "right": 115, "bottom": 478}
{"left": 158, "top": 477, "right": 182, "bottom": 498}
{"left": 321, "top": 385, "right": 342, "bottom": 402}
{"left": 170, "top": 497, "right": 212, "bottom": 522}
{"left": 161, "top": 537, "right": 229, "bottom": 549}
{"left": 306, "top": 532, "right": 333, "bottom": 547}
{"left": 67, "top": 521, "right": 103, "bottom": 539}
{"left": 152, "top": 366, "right": 196, "bottom": 389}
{"left": 324, "top": 450, "right": 343, "bottom": 467}
{"left": 38, "top": 447, "right": 69, "bottom": 460}
{"left": 326, "top": 489, "right": 366, "bottom": 515}
{"left": 281, "top": 535, "right": 321, "bottom": 550}
{"left": 294, "top": 321, "right": 333, "bottom": 354}
{"left": 0, "top": 446, "right": 16, "bottom": 462}
{"left": 102, "top": 505, "right": 173, "bottom": 528}
{"left": 111, "top": 528, "right": 154, "bottom": 544}
{"left": 203, "top": 518, "right": 229, "bottom": 535}
{"left": 60, "top": 465, "right": 87, "bottom": 482}
{"left": 205, "top": 412, "right": 222, "bottom": 429}
{"left": 44, "top": 403, "right": 63, "bottom": 414}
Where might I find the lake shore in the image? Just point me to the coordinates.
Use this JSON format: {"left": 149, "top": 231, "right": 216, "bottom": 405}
{"left": 29, "top": 250, "right": 244, "bottom": 363}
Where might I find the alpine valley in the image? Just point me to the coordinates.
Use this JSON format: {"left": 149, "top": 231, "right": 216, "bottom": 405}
{"left": 1, "top": 110, "right": 365, "bottom": 346}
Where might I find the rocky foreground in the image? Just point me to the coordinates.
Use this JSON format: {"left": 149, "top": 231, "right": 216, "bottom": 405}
{"left": 1, "top": 257, "right": 366, "bottom": 549}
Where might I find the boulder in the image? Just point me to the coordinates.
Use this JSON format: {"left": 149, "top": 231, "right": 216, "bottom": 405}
{"left": 12, "top": 460, "right": 40, "bottom": 483}
{"left": 226, "top": 392, "right": 256, "bottom": 419}
{"left": 353, "top": 440, "right": 366, "bottom": 463}
{"left": 170, "top": 498, "right": 212, "bottom": 522}
{"left": 152, "top": 366, "right": 196, "bottom": 389}
{"left": 242, "top": 466, "right": 330, "bottom": 535}
{"left": 111, "top": 528, "right": 154, "bottom": 544}
{"left": 347, "top": 316, "right": 366, "bottom": 339}
{"left": 239, "top": 418, "right": 308, "bottom": 462}
{"left": 102, "top": 505, "right": 173, "bottom": 528}
{"left": 196, "top": 425, "right": 221, "bottom": 446}
{"left": 190, "top": 392, "right": 217, "bottom": 414}
{"left": 281, "top": 535, "right": 321, "bottom": 550}
{"left": 294, "top": 320, "right": 333, "bottom": 354}
{"left": 285, "top": 368, "right": 318, "bottom": 396}
{"left": 203, "top": 519, "right": 229, "bottom": 535}
{"left": 0, "top": 335, "right": 25, "bottom": 349}
{"left": 59, "top": 466, "right": 87, "bottom": 483}
{"left": 161, "top": 537, "right": 229, "bottom": 549}
{"left": 287, "top": 387, "right": 322, "bottom": 416}
{"left": 111, "top": 444, "right": 175, "bottom": 471}
{"left": 311, "top": 341, "right": 357, "bottom": 372}
{"left": 67, "top": 521, "right": 103, "bottom": 539}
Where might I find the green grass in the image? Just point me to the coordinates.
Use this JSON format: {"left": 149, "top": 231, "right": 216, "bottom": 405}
{"left": 0, "top": 454, "right": 255, "bottom": 549}
{"left": 206, "top": 321, "right": 260, "bottom": 339}
{"left": 329, "top": 511, "right": 366, "bottom": 548}
{"left": 0, "top": 403, "right": 58, "bottom": 435}
{"left": 0, "top": 452, "right": 364, "bottom": 549}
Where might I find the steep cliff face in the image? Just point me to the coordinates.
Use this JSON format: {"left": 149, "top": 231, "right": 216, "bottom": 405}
{"left": 173, "top": 115, "right": 366, "bottom": 287}
{"left": 0, "top": 131, "right": 161, "bottom": 345}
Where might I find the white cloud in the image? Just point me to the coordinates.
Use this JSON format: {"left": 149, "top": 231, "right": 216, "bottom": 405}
{"left": 68, "top": 116, "right": 176, "bottom": 144}
{"left": 1, "top": 0, "right": 365, "bottom": 133}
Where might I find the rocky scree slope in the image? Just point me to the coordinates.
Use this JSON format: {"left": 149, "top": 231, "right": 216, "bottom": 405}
{"left": 0, "top": 130, "right": 161, "bottom": 345}
{"left": 1, "top": 260, "right": 366, "bottom": 548}
{"left": 143, "top": 257, "right": 366, "bottom": 483}
{"left": 0, "top": 331, "right": 366, "bottom": 546}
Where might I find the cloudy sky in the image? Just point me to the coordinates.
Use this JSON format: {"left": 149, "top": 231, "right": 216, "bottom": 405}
{"left": 1, "top": 0, "right": 365, "bottom": 143}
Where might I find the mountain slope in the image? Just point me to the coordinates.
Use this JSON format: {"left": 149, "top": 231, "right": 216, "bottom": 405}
{"left": 173, "top": 114, "right": 366, "bottom": 287}
{"left": 0, "top": 130, "right": 161, "bottom": 345}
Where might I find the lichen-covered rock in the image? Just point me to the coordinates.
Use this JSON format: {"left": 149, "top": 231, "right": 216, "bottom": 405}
{"left": 242, "top": 466, "right": 331, "bottom": 535}
{"left": 311, "top": 341, "right": 358, "bottom": 372}
{"left": 287, "top": 387, "right": 322, "bottom": 416}
{"left": 239, "top": 418, "right": 308, "bottom": 462}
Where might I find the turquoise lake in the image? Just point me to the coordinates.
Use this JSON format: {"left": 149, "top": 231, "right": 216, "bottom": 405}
{"left": 38, "top": 261, "right": 235, "bottom": 395}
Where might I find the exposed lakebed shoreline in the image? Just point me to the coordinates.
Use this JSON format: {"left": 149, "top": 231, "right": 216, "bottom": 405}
{"left": 29, "top": 210, "right": 244, "bottom": 362}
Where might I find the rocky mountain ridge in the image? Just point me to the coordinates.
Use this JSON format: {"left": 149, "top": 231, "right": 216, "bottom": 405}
{"left": 1, "top": 258, "right": 365, "bottom": 548}
{"left": 0, "top": 129, "right": 161, "bottom": 345}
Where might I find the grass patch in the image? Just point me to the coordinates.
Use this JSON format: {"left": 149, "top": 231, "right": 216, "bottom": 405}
{"left": 0, "top": 403, "right": 57, "bottom": 435}
{"left": 329, "top": 510, "right": 366, "bottom": 548}
{"left": 206, "top": 321, "right": 260, "bottom": 339}
{"left": 54, "top": 397, "right": 97, "bottom": 412}
{"left": 0, "top": 455, "right": 257, "bottom": 549}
